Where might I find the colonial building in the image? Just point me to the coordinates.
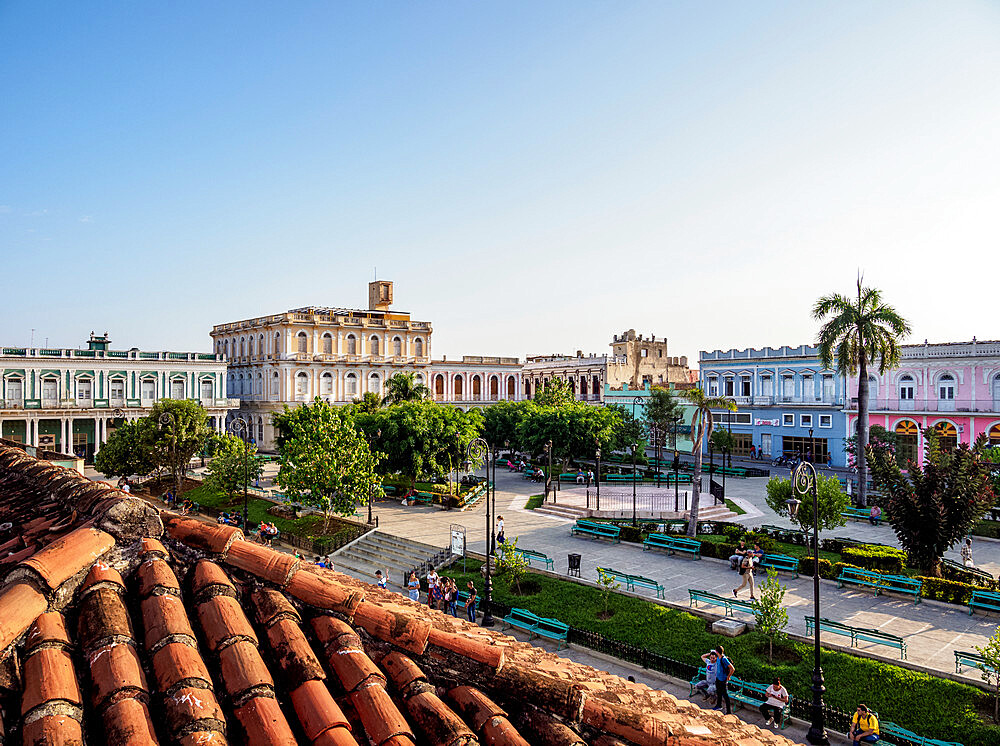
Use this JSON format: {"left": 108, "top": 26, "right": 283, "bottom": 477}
{"left": 212, "top": 281, "right": 521, "bottom": 451}
{"left": 522, "top": 329, "right": 693, "bottom": 402}
{"left": 0, "top": 333, "right": 234, "bottom": 461}
{"left": 699, "top": 345, "right": 849, "bottom": 465}
{"left": 847, "top": 338, "right": 1000, "bottom": 464}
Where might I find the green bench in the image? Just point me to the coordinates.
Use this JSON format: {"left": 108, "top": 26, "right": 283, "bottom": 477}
{"left": 759, "top": 553, "right": 799, "bottom": 578}
{"left": 729, "top": 679, "right": 790, "bottom": 729}
{"left": 806, "top": 616, "right": 907, "bottom": 659}
{"left": 841, "top": 506, "right": 876, "bottom": 523}
{"left": 523, "top": 467, "right": 538, "bottom": 479}
{"left": 688, "top": 589, "right": 755, "bottom": 617}
{"left": 502, "top": 608, "right": 539, "bottom": 634}
{"left": 688, "top": 665, "right": 711, "bottom": 697}
{"left": 880, "top": 720, "right": 962, "bottom": 746}
{"left": 513, "top": 547, "right": 554, "bottom": 571}
{"left": 381, "top": 484, "right": 400, "bottom": 496}
{"left": 603, "top": 473, "right": 638, "bottom": 482}
{"left": 596, "top": 567, "right": 631, "bottom": 587}
{"left": 837, "top": 567, "right": 922, "bottom": 604}
{"left": 968, "top": 590, "right": 1000, "bottom": 616}
{"left": 627, "top": 574, "right": 665, "bottom": 599}
{"left": 532, "top": 616, "right": 570, "bottom": 649}
{"left": 955, "top": 650, "right": 995, "bottom": 675}
{"left": 501, "top": 607, "right": 568, "bottom": 649}
{"left": 643, "top": 532, "right": 701, "bottom": 559}
{"left": 412, "top": 491, "right": 435, "bottom": 505}
{"left": 572, "top": 519, "right": 621, "bottom": 544}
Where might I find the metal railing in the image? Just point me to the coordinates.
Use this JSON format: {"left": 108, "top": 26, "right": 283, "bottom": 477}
{"left": 849, "top": 398, "right": 1000, "bottom": 414}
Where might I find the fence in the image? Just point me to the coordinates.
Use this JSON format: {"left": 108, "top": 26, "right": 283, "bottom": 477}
{"left": 593, "top": 491, "right": 696, "bottom": 514}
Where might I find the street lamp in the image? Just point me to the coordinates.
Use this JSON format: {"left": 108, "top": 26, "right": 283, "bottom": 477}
{"left": 631, "top": 441, "right": 638, "bottom": 527}
{"left": 785, "top": 461, "right": 829, "bottom": 746}
{"left": 367, "top": 429, "right": 381, "bottom": 525}
{"left": 543, "top": 440, "right": 553, "bottom": 503}
{"left": 595, "top": 444, "right": 601, "bottom": 511}
{"left": 672, "top": 414, "right": 682, "bottom": 512}
{"left": 227, "top": 417, "right": 251, "bottom": 531}
{"left": 463, "top": 437, "right": 494, "bottom": 627}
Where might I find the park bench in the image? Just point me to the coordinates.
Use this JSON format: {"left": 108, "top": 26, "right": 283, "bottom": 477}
{"left": 954, "top": 650, "right": 996, "bottom": 675}
{"left": 805, "top": 616, "right": 856, "bottom": 644}
{"left": 596, "top": 567, "right": 631, "bottom": 587}
{"left": 837, "top": 567, "right": 922, "bottom": 604}
{"left": 968, "top": 590, "right": 1000, "bottom": 616}
{"left": 626, "top": 574, "right": 665, "bottom": 599}
{"left": 688, "top": 589, "right": 733, "bottom": 615}
{"left": 571, "top": 519, "right": 621, "bottom": 544}
{"left": 879, "top": 720, "right": 962, "bottom": 746}
{"left": 381, "top": 484, "right": 400, "bottom": 496}
{"left": 759, "top": 553, "right": 799, "bottom": 578}
{"left": 643, "top": 532, "right": 701, "bottom": 559}
{"left": 688, "top": 665, "right": 710, "bottom": 697}
{"left": 730, "top": 679, "right": 791, "bottom": 729}
{"left": 513, "top": 547, "right": 554, "bottom": 571}
{"left": 523, "top": 467, "right": 538, "bottom": 479}
{"left": 412, "top": 492, "right": 435, "bottom": 506}
{"left": 941, "top": 558, "right": 995, "bottom": 587}
{"left": 456, "top": 590, "right": 479, "bottom": 615}
{"left": 502, "top": 608, "right": 540, "bottom": 634}
{"left": 558, "top": 472, "right": 585, "bottom": 483}
{"left": 531, "top": 616, "right": 569, "bottom": 649}
{"left": 841, "top": 506, "right": 875, "bottom": 523}
{"left": 603, "top": 473, "right": 637, "bottom": 482}
{"left": 806, "top": 616, "right": 907, "bottom": 659}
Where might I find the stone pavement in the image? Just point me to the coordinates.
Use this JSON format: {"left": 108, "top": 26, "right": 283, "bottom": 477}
{"left": 368, "top": 466, "right": 1000, "bottom": 685}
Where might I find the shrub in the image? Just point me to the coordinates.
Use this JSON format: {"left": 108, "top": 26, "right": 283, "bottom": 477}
{"left": 841, "top": 545, "right": 907, "bottom": 575}
{"left": 743, "top": 531, "right": 777, "bottom": 553}
{"left": 722, "top": 525, "right": 745, "bottom": 544}
{"left": 972, "top": 520, "right": 1000, "bottom": 539}
{"left": 798, "top": 556, "right": 835, "bottom": 579}
{"left": 619, "top": 525, "right": 644, "bottom": 543}
{"left": 919, "top": 577, "right": 977, "bottom": 605}
{"left": 942, "top": 563, "right": 996, "bottom": 590}
{"left": 699, "top": 542, "right": 737, "bottom": 561}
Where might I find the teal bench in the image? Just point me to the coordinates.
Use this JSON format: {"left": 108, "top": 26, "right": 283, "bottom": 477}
{"left": 688, "top": 665, "right": 710, "bottom": 697}
{"left": 643, "top": 532, "right": 701, "bottom": 559}
{"left": 730, "top": 679, "right": 790, "bottom": 729}
{"left": 572, "top": 520, "right": 621, "bottom": 544}
{"left": 596, "top": 567, "right": 631, "bottom": 587}
{"left": 968, "top": 590, "right": 1000, "bottom": 615}
{"left": 522, "top": 467, "right": 538, "bottom": 479}
{"left": 880, "top": 720, "right": 962, "bottom": 746}
{"left": 627, "top": 574, "right": 665, "bottom": 599}
{"left": 837, "top": 567, "right": 922, "bottom": 604}
{"left": 841, "top": 506, "right": 875, "bottom": 523}
{"left": 531, "top": 616, "right": 569, "bottom": 649}
{"left": 806, "top": 616, "right": 907, "bottom": 659}
{"left": 502, "top": 608, "right": 540, "bottom": 634}
{"left": 941, "top": 558, "right": 995, "bottom": 587}
{"left": 688, "top": 589, "right": 754, "bottom": 616}
{"left": 603, "top": 473, "right": 637, "bottom": 482}
{"left": 955, "top": 650, "right": 995, "bottom": 675}
{"left": 513, "top": 547, "right": 554, "bottom": 571}
{"left": 805, "top": 616, "right": 856, "bottom": 644}
{"left": 759, "top": 553, "right": 799, "bottom": 578}
{"left": 412, "top": 491, "right": 435, "bottom": 505}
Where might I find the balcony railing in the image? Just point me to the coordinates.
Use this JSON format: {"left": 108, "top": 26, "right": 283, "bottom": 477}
{"left": 849, "top": 398, "right": 1000, "bottom": 414}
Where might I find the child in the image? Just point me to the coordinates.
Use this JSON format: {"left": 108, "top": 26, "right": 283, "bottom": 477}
{"left": 374, "top": 569, "right": 388, "bottom": 589}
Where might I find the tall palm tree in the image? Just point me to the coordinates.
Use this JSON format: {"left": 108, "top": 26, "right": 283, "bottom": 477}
{"left": 382, "top": 372, "right": 431, "bottom": 405}
{"left": 683, "top": 387, "right": 736, "bottom": 537}
{"left": 814, "top": 277, "right": 910, "bottom": 506}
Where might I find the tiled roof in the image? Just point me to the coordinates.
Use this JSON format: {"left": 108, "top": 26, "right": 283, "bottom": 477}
{"left": 0, "top": 443, "right": 796, "bottom": 746}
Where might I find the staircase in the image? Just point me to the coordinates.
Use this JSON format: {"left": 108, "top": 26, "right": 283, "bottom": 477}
{"left": 331, "top": 531, "right": 452, "bottom": 590}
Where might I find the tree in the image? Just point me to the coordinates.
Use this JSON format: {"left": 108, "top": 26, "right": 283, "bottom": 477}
{"left": 596, "top": 568, "right": 621, "bottom": 619}
{"left": 496, "top": 536, "right": 528, "bottom": 595}
{"left": 868, "top": 430, "right": 995, "bottom": 577}
{"left": 94, "top": 420, "right": 155, "bottom": 480}
{"left": 710, "top": 429, "right": 735, "bottom": 466}
{"left": 533, "top": 378, "right": 575, "bottom": 407}
{"left": 275, "top": 398, "right": 382, "bottom": 531}
{"left": 644, "top": 386, "right": 682, "bottom": 434}
{"left": 204, "top": 434, "right": 264, "bottom": 500}
{"left": 515, "top": 402, "right": 640, "bottom": 466}
{"left": 814, "top": 277, "right": 910, "bottom": 505}
{"left": 482, "top": 400, "right": 529, "bottom": 454}
{"left": 765, "top": 474, "right": 849, "bottom": 532}
{"left": 351, "top": 392, "right": 383, "bottom": 413}
{"left": 382, "top": 372, "right": 430, "bottom": 405}
{"left": 845, "top": 424, "right": 897, "bottom": 471}
{"left": 752, "top": 569, "right": 789, "bottom": 663}
{"left": 683, "top": 387, "right": 736, "bottom": 537}
{"left": 146, "top": 400, "right": 210, "bottom": 498}
{"left": 975, "top": 627, "right": 1000, "bottom": 722}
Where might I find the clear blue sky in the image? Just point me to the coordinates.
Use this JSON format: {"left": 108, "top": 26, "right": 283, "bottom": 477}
{"left": 3, "top": 2, "right": 999, "bottom": 361}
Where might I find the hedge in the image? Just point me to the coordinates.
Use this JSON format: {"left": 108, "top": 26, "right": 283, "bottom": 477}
{"left": 918, "top": 576, "right": 979, "bottom": 605}
{"left": 841, "top": 545, "right": 907, "bottom": 574}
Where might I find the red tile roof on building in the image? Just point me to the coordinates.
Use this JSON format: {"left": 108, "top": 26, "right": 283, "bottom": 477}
{"left": 0, "top": 442, "right": 796, "bottom": 745}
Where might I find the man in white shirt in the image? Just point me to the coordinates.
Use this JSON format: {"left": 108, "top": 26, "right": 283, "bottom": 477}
{"left": 426, "top": 568, "right": 439, "bottom": 591}
{"left": 759, "top": 677, "right": 789, "bottom": 727}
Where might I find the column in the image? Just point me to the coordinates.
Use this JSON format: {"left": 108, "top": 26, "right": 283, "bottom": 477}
{"left": 67, "top": 416, "right": 74, "bottom": 455}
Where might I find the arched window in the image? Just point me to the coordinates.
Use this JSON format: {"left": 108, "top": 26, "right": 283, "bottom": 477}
{"left": 255, "top": 373, "right": 262, "bottom": 397}
{"left": 866, "top": 376, "right": 878, "bottom": 408}
{"left": 346, "top": 373, "right": 358, "bottom": 396}
{"left": 259, "top": 335, "right": 264, "bottom": 356}
{"left": 934, "top": 421, "right": 958, "bottom": 450}
{"left": 490, "top": 376, "right": 499, "bottom": 400}
{"left": 580, "top": 377, "right": 588, "bottom": 398}
{"left": 257, "top": 417, "right": 264, "bottom": 441}
{"left": 454, "top": 375, "right": 464, "bottom": 400}
{"left": 392, "top": 337, "right": 402, "bottom": 357}
{"left": 592, "top": 375, "right": 600, "bottom": 400}
{"left": 472, "top": 375, "right": 481, "bottom": 400}
{"left": 346, "top": 335, "right": 357, "bottom": 355}
{"left": 237, "top": 374, "right": 244, "bottom": 397}
{"left": 894, "top": 420, "right": 919, "bottom": 465}
{"left": 295, "top": 371, "right": 309, "bottom": 400}
{"left": 274, "top": 332, "right": 281, "bottom": 354}
{"left": 271, "top": 372, "right": 279, "bottom": 399}
{"left": 224, "top": 340, "right": 229, "bottom": 358}
{"left": 434, "top": 374, "right": 445, "bottom": 400}
{"left": 568, "top": 378, "right": 576, "bottom": 397}
{"left": 321, "top": 372, "right": 333, "bottom": 397}
{"left": 781, "top": 375, "right": 794, "bottom": 401}
{"left": 937, "top": 374, "right": 955, "bottom": 411}
{"left": 899, "top": 374, "right": 915, "bottom": 410}
{"left": 297, "top": 332, "right": 308, "bottom": 354}
{"left": 369, "top": 373, "right": 381, "bottom": 394}
{"left": 322, "top": 334, "right": 333, "bottom": 354}
{"left": 507, "top": 376, "right": 516, "bottom": 399}
{"left": 524, "top": 379, "right": 532, "bottom": 399}
{"left": 370, "top": 336, "right": 380, "bottom": 356}
{"left": 989, "top": 423, "right": 1000, "bottom": 446}
{"left": 414, "top": 338, "right": 424, "bottom": 357}
{"left": 240, "top": 338, "right": 246, "bottom": 358}
{"left": 248, "top": 336, "right": 254, "bottom": 357}
{"left": 993, "top": 374, "right": 1000, "bottom": 408}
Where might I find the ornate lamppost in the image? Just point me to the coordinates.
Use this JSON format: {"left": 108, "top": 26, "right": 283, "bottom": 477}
{"left": 785, "top": 461, "right": 829, "bottom": 746}
{"left": 543, "top": 440, "right": 553, "bottom": 503}
{"left": 463, "top": 437, "right": 494, "bottom": 627}
{"left": 595, "top": 444, "right": 601, "bottom": 512}
{"left": 227, "top": 416, "right": 251, "bottom": 530}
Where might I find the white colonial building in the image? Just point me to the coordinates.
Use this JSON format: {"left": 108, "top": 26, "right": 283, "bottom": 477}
{"left": 0, "top": 333, "right": 235, "bottom": 461}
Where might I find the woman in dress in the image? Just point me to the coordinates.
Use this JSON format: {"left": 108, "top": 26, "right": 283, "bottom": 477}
{"left": 407, "top": 572, "right": 420, "bottom": 602}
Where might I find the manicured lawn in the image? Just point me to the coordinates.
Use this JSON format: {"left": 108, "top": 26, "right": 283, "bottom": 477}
{"left": 442, "top": 560, "right": 997, "bottom": 746}
{"left": 525, "top": 494, "right": 545, "bottom": 510}
{"left": 724, "top": 498, "right": 746, "bottom": 515}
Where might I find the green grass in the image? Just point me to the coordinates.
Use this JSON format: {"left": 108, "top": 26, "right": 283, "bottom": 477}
{"left": 443, "top": 560, "right": 997, "bottom": 746}
{"left": 724, "top": 498, "right": 746, "bottom": 516}
{"left": 525, "top": 494, "right": 545, "bottom": 510}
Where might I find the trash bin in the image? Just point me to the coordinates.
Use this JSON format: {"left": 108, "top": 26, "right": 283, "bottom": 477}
{"left": 568, "top": 553, "right": 581, "bottom": 577}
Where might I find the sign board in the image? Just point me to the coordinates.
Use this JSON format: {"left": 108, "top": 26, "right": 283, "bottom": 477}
{"left": 755, "top": 418, "right": 781, "bottom": 427}
{"left": 450, "top": 524, "right": 466, "bottom": 556}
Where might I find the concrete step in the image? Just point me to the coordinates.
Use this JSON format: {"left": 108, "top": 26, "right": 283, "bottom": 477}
{"left": 532, "top": 504, "right": 587, "bottom": 520}
{"left": 333, "top": 530, "right": 450, "bottom": 587}
{"left": 346, "top": 541, "right": 431, "bottom": 568}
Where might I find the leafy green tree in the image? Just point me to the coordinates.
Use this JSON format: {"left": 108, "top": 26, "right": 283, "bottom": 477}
{"left": 765, "top": 474, "right": 849, "bottom": 532}
{"left": 516, "top": 402, "right": 639, "bottom": 467}
{"left": 275, "top": 398, "right": 382, "bottom": 530}
{"left": 533, "top": 378, "right": 575, "bottom": 407}
{"left": 683, "top": 387, "right": 736, "bottom": 537}
{"left": 497, "top": 536, "right": 529, "bottom": 595}
{"left": 753, "top": 569, "right": 789, "bottom": 663}
{"left": 351, "top": 391, "right": 383, "bottom": 413}
{"left": 204, "top": 433, "right": 264, "bottom": 499}
{"left": 868, "top": 431, "right": 995, "bottom": 577}
{"left": 482, "top": 400, "right": 529, "bottom": 453}
{"left": 846, "top": 424, "right": 897, "bottom": 471}
{"left": 814, "top": 278, "right": 911, "bottom": 505}
{"left": 644, "top": 387, "right": 682, "bottom": 454}
{"left": 382, "top": 372, "right": 430, "bottom": 405}
{"left": 94, "top": 420, "right": 155, "bottom": 480}
{"left": 975, "top": 627, "right": 1000, "bottom": 722}
{"left": 146, "top": 400, "right": 210, "bottom": 497}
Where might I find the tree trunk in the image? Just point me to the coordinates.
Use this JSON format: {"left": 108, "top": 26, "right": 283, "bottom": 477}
{"left": 857, "top": 352, "right": 869, "bottom": 508}
{"left": 768, "top": 637, "right": 773, "bottom": 664}
{"left": 928, "top": 555, "right": 943, "bottom": 579}
{"left": 687, "top": 417, "right": 704, "bottom": 537}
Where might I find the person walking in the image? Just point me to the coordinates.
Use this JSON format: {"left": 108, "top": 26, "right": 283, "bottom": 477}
{"left": 759, "top": 677, "right": 789, "bottom": 727}
{"left": 407, "top": 572, "right": 420, "bottom": 602}
{"left": 496, "top": 515, "right": 505, "bottom": 548}
{"left": 734, "top": 554, "right": 756, "bottom": 600}
{"left": 961, "top": 537, "right": 974, "bottom": 568}
{"left": 712, "top": 645, "right": 735, "bottom": 714}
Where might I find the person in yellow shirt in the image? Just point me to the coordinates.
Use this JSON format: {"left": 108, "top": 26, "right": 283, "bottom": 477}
{"left": 850, "top": 704, "right": 880, "bottom": 744}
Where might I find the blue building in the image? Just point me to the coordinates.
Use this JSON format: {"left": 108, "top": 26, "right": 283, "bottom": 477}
{"left": 698, "top": 345, "right": 848, "bottom": 466}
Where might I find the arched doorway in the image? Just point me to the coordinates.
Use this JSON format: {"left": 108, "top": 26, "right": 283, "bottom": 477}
{"left": 472, "top": 375, "right": 481, "bottom": 401}
{"left": 490, "top": 376, "right": 499, "bottom": 400}
{"left": 434, "top": 374, "right": 445, "bottom": 400}
{"left": 507, "top": 376, "right": 516, "bottom": 399}
{"left": 454, "top": 375, "right": 464, "bottom": 401}
{"left": 894, "top": 420, "right": 918, "bottom": 466}
{"left": 933, "top": 421, "right": 957, "bottom": 451}
{"left": 988, "top": 423, "right": 1000, "bottom": 447}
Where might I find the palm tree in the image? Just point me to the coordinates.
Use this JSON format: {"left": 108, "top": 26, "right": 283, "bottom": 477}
{"left": 683, "top": 387, "right": 736, "bottom": 537}
{"left": 814, "top": 277, "right": 910, "bottom": 506}
{"left": 382, "top": 372, "right": 430, "bottom": 405}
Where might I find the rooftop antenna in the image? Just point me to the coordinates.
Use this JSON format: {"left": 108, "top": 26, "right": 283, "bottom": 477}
{"left": 30, "top": 328, "right": 35, "bottom": 348}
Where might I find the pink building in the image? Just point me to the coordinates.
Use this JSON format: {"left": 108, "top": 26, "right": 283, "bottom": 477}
{"left": 847, "top": 338, "right": 1000, "bottom": 465}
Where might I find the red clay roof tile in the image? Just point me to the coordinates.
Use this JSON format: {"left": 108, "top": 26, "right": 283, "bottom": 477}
{"left": 310, "top": 615, "right": 360, "bottom": 650}
{"left": 313, "top": 726, "right": 364, "bottom": 746}
{"left": 177, "top": 731, "right": 228, "bottom": 746}
{"left": 101, "top": 696, "right": 161, "bottom": 746}
{"left": 326, "top": 647, "right": 386, "bottom": 694}
{"left": 141, "top": 593, "right": 197, "bottom": 650}
{"left": 289, "top": 679, "right": 354, "bottom": 743}
{"left": 427, "top": 627, "right": 505, "bottom": 671}
{"left": 226, "top": 540, "right": 299, "bottom": 587}
{"left": 381, "top": 651, "right": 426, "bottom": 692}
{"left": 580, "top": 696, "right": 673, "bottom": 746}
{"left": 19, "top": 526, "right": 115, "bottom": 590}
{"left": 196, "top": 595, "right": 258, "bottom": 652}
{"left": 136, "top": 556, "right": 181, "bottom": 597}
{"left": 517, "top": 708, "right": 587, "bottom": 745}
{"left": 163, "top": 514, "right": 243, "bottom": 555}
{"left": 219, "top": 639, "right": 275, "bottom": 697}
{"left": 80, "top": 559, "right": 125, "bottom": 591}
{"left": 152, "top": 642, "right": 214, "bottom": 692}
{"left": 21, "top": 646, "right": 82, "bottom": 714}
{"left": 448, "top": 686, "right": 508, "bottom": 734}
{"left": 88, "top": 641, "right": 149, "bottom": 707}
{"left": 481, "top": 715, "right": 532, "bottom": 746}
{"left": 25, "top": 610, "right": 71, "bottom": 651}
{"left": 233, "top": 696, "right": 298, "bottom": 746}
{"left": 0, "top": 582, "right": 51, "bottom": 651}
{"left": 164, "top": 685, "right": 227, "bottom": 735}
{"left": 21, "top": 713, "right": 85, "bottom": 745}
{"left": 77, "top": 587, "right": 136, "bottom": 648}
{"left": 401, "top": 690, "right": 477, "bottom": 746}
{"left": 350, "top": 600, "right": 429, "bottom": 656}
{"left": 348, "top": 683, "right": 415, "bottom": 746}
{"left": 192, "top": 559, "right": 238, "bottom": 594}
{"left": 140, "top": 537, "right": 169, "bottom": 556}
{"left": 250, "top": 587, "right": 301, "bottom": 627}
{"left": 284, "top": 568, "right": 365, "bottom": 617}
{"left": 265, "top": 617, "right": 327, "bottom": 687}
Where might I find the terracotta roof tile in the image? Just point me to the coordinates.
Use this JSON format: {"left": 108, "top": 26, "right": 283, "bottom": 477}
{"left": 427, "top": 626, "right": 506, "bottom": 671}
{"left": 348, "top": 684, "right": 416, "bottom": 746}
{"left": 197, "top": 594, "right": 258, "bottom": 652}
{"left": 87, "top": 641, "right": 149, "bottom": 708}
{"left": 21, "top": 713, "right": 85, "bottom": 745}
{"left": 265, "top": 618, "right": 327, "bottom": 687}
{"left": 136, "top": 556, "right": 182, "bottom": 597}
{"left": 233, "top": 696, "right": 298, "bottom": 746}
{"left": 164, "top": 685, "right": 227, "bottom": 735}
{"left": 516, "top": 708, "right": 587, "bottom": 746}
{"left": 163, "top": 514, "right": 243, "bottom": 555}
{"left": 289, "top": 679, "right": 355, "bottom": 744}
{"left": 140, "top": 537, "right": 169, "bottom": 556}
{"left": 25, "top": 610, "right": 71, "bottom": 651}
{"left": 141, "top": 592, "right": 198, "bottom": 651}
{"left": 101, "top": 696, "right": 160, "bottom": 745}
{"left": 192, "top": 558, "right": 238, "bottom": 594}
{"left": 177, "top": 731, "right": 228, "bottom": 746}
{"left": 349, "top": 599, "right": 429, "bottom": 656}
{"left": 17, "top": 526, "right": 115, "bottom": 590}
{"left": 382, "top": 653, "right": 476, "bottom": 746}
{"left": 448, "top": 686, "right": 509, "bottom": 733}
{"left": 152, "top": 642, "right": 214, "bottom": 692}
{"left": 285, "top": 566, "right": 365, "bottom": 618}
{"left": 219, "top": 639, "right": 275, "bottom": 697}
{"left": 77, "top": 586, "right": 136, "bottom": 648}
{"left": 226, "top": 540, "right": 299, "bottom": 587}
{"left": 21, "top": 646, "right": 82, "bottom": 714}
{"left": 80, "top": 559, "right": 125, "bottom": 590}
{"left": 250, "top": 587, "right": 302, "bottom": 627}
